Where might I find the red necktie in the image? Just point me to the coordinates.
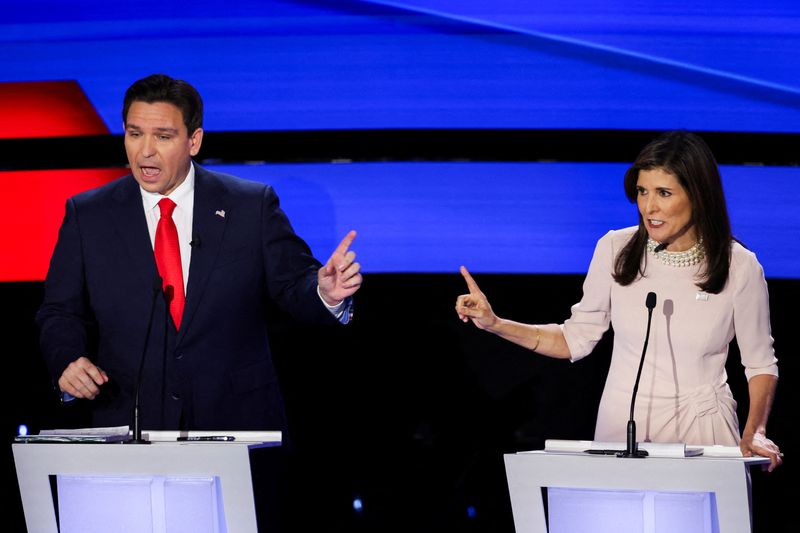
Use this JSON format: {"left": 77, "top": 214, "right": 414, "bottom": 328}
{"left": 154, "top": 198, "right": 185, "bottom": 329}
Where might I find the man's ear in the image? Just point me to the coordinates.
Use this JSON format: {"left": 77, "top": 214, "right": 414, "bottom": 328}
{"left": 189, "top": 128, "right": 204, "bottom": 156}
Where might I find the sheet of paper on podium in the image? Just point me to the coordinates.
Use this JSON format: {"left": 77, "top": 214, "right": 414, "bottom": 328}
{"left": 14, "top": 426, "right": 130, "bottom": 443}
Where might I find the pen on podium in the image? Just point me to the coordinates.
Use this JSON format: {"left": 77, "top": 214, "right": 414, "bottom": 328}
{"left": 177, "top": 436, "right": 236, "bottom": 442}
{"left": 584, "top": 449, "right": 623, "bottom": 456}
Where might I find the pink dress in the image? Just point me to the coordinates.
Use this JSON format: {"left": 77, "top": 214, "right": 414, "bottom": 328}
{"left": 562, "top": 227, "right": 778, "bottom": 446}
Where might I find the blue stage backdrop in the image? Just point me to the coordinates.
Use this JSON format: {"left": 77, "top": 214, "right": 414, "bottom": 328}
{"left": 1, "top": 1, "right": 797, "bottom": 277}
{"left": 1, "top": 0, "right": 798, "bottom": 133}
{"left": 210, "top": 162, "right": 800, "bottom": 278}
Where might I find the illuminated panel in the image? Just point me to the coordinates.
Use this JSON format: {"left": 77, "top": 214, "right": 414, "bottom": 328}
{"left": 1, "top": 168, "right": 128, "bottom": 281}
{"left": 209, "top": 161, "right": 799, "bottom": 278}
{"left": 2, "top": 1, "right": 799, "bottom": 132}
{"left": 0, "top": 80, "right": 109, "bottom": 139}
{"left": 0, "top": 79, "right": 123, "bottom": 281}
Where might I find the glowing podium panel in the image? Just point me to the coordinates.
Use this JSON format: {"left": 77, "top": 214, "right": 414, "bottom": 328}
{"left": 13, "top": 431, "right": 280, "bottom": 533}
{"left": 504, "top": 449, "right": 768, "bottom": 533}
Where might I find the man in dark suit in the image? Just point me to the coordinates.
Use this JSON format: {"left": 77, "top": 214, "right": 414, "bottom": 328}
{"left": 36, "top": 74, "right": 362, "bottom": 432}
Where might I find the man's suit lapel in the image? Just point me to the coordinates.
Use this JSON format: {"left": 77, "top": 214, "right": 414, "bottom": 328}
{"left": 178, "top": 166, "right": 229, "bottom": 344}
{"left": 110, "top": 176, "right": 160, "bottom": 288}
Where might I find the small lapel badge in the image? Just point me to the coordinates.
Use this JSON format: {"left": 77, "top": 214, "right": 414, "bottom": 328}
{"left": 695, "top": 292, "right": 709, "bottom": 302}
{"left": 215, "top": 210, "right": 226, "bottom": 218}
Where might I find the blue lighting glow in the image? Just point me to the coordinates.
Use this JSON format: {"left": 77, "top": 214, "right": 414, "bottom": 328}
{"left": 0, "top": 0, "right": 798, "bottom": 133}
{"left": 18, "top": 424, "right": 29, "bottom": 436}
{"left": 353, "top": 498, "right": 363, "bottom": 512}
{"left": 467, "top": 505, "right": 477, "bottom": 519}
{"left": 209, "top": 161, "right": 800, "bottom": 278}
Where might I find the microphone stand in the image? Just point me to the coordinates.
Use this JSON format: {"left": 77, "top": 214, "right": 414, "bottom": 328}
{"left": 128, "top": 278, "right": 162, "bottom": 444}
{"left": 160, "top": 285, "right": 174, "bottom": 427}
{"left": 618, "top": 291, "right": 657, "bottom": 458}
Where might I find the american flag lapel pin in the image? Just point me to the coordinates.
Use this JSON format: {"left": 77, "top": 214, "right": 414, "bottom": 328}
{"left": 215, "top": 209, "right": 226, "bottom": 218}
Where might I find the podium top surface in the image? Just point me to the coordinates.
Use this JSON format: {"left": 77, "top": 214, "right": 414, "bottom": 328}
{"left": 534, "top": 439, "right": 772, "bottom": 464}
{"left": 514, "top": 449, "right": 771, "bottom": 466}
{"left": 147, "top": 430, "right": 281, "bottom": 444}
{"left": 15, "top": 429, "right": 281, "bottom": 446}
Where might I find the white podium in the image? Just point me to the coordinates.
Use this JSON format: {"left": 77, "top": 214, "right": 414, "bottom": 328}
{"left": 13, "top": 431, "right": 281, "bottom": 533}
{"left": 504, "top": 449, "right": 769, "bottom": 533}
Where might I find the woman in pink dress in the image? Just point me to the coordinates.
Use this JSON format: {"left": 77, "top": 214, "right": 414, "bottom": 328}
{"left": 456, "top": 130, "right": 782, "bottom": 471}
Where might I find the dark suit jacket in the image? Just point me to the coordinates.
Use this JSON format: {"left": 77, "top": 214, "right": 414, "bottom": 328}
{"left": 37, "top": 164, "right": 339, "bottom": 431}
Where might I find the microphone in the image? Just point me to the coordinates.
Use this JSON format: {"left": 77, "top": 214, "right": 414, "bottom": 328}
{"left": 618, "top": 291, "right": 657, "bottom": 458}
{"left": 190, "top": 235, "right": 201, "bottom": 249}
{"left": 128, "top": 277, "right": 163, "bottom": 444}
{"left": 653, "top": 242, "right": 669, "bottom": 253}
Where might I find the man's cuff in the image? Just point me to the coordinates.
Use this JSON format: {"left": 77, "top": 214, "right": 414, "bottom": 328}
{"left": 61, "top": 391, "right": 76, "bottom": 403}
{"left": 317, "top": 286, "right": 354, "bottom": 324}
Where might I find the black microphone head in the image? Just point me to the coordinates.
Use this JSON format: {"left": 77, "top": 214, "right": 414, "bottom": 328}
{"left": 190, "top": 235, "right": 201, "bottom": 248}
{"left": 653, "top": 242, "right": 669, "bottom": 253}
{"left": 646, "top": 292, "right": 657, "bottom": 309}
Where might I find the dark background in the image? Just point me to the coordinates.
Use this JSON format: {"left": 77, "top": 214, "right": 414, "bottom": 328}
{"left": 5, "top": 267, "right": 796, "bottom": 532}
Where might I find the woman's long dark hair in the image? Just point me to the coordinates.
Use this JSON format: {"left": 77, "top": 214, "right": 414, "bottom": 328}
{"left": 613, "top": 131, "right": 732, "bottom": 293}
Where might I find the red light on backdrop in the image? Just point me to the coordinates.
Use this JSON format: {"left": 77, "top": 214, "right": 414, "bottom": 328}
{"left": 1, "top": 80, "right": 123, "bottom": 280}
{"left": 1, "top": 169, "right": 129, "bottom": 281}
{"left": 0, "top": 80, "right": 109, "bottom": 139}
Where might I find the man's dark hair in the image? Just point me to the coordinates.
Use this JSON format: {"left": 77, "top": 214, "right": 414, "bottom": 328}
{"left": 122, "top": 74, "right": 203, "bottom": 134}
{"left": 613, "top": 130, "right": 733, "bottom": 294}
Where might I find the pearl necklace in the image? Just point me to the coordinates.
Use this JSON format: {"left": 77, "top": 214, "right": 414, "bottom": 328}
{"left": 647, "top": 238, "right": 705, "bottom": 267}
